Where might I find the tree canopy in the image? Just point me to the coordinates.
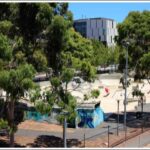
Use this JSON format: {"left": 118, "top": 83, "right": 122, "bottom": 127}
{"left": 0, "top": 3, "right": 121, "bottom": 146}
{"left": 116, "top": 11, "right": 150, "bottom": 77}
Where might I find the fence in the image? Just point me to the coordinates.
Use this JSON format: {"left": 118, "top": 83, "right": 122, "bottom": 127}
{"left": 78, "top": 114, "right": 150, "bottom": 148}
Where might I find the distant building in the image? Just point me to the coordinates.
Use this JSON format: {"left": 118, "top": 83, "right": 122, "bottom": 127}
{"left": 74, "top": 17, "right": 118, "bottom": 47}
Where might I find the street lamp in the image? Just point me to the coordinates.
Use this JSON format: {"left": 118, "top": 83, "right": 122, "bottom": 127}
{"left": 107, "top": 125, "right": 110, "bottom": 148}
{"left": 117, "top": 99, "right": 120, "bottom": 136}
{"left": 60, "top": 110, "right": 69, "bottom": 148}
{"left": 122, "top": 39, "right": 130, "bottom": 142}
{"left": 140, "top": 95, "right": 144, "bottom": 133}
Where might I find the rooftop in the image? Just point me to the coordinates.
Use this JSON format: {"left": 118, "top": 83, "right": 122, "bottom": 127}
{"left": 74, "top": 17, "right": 115, "bottom": 22}
{"left": 77, "top": 102, "right": 100, "bottom": 110}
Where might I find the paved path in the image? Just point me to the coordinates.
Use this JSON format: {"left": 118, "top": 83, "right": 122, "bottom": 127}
{"left": 16, "top": 122, "right": 124, "bottom": 141}
{"left": 15, "top": 116, "right": 150, "bottom": 148}
{"left": 16, "top": 112, "right": 142, "bottom": 142}
{"left": 116, "top": 130, "right": 150, "bottom": 148}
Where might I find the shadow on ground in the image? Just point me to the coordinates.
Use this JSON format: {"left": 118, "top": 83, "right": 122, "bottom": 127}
{"left": 105, "top": 111, "right": 150, "bottom": 128}
{"left": 0, "top": 139, "right": 24, "bottom": 147}
{"left": 27, "top": 135, "right": 81, "bottom": 147}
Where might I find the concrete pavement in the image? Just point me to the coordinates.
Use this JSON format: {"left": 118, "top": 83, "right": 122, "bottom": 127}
{"left": 16, "top": 121, "right": 124, "bottom": 141}
{"left": 116, "top": 130, "right": 150, "bottom": 148}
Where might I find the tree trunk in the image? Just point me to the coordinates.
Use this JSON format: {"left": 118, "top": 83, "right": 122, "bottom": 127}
{"left": 10, "top": 130, "right": 14, "bottom": 147}
{"left": 65, "top": 83, "right": 68, "bottom": 94}
{"left": 7, "top": 100, "right": 15, "bottom": 147}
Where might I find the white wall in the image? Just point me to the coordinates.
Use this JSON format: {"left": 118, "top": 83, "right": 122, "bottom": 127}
{"left": 74, "top": 18, "right": 118, "bottom": 47}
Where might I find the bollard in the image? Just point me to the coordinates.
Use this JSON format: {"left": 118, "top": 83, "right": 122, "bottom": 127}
{"left": 84, "top": 133, "right": 85, "bottom": 147}
{"left": 63, "top": 117, "right": 67, "bottom": 148}
{"left": 108, "top": 125, "right": 110, "bottom": 148}
{"left": 117, "top": 100, "right": 120, "bottom": 136}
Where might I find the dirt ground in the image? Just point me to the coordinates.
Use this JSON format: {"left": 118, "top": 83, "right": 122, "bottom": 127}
{"left": 0, "top": 135, "right": 81, "bottom": 148}
{"left": 144, "top": 144, "right": 150, "bottom": 147}
{"left": 1, "top": 120, "right": 150, "bottom": 148}
{"left": 0, "top": 120, "right": 78, "bottom": 148}
{"left": 18, "top": 120, "right": 75, "bottom": 133}
{"left": 1, "top": 128, "right": 150, "bottom": 148}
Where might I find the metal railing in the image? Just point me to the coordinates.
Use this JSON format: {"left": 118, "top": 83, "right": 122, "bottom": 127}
{"left": 78, "top": 114, "right": 150, "bottom": 148}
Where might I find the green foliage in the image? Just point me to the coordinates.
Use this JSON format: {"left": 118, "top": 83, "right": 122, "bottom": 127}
{"left": 140, "top": 52, "right": 150, "bottom": 83}
{"left": 91, "top": 89, "right": 100, "bottom": 98}
{"left": 57, "top": 92, "right": 77, "bottom": 125}
{"left": 65, "top": 11, "right": 73, "bottom": 27}
{"left": 119, "top": 76, "right": 131, "bottom": 89}
{"left": 0, "top": 3, "right": 73, "bottom": 72}
{"left": 35, "top": 101, "right": 52, "bottom": 115}
{"left": 0, "top": 3, "right": 123, "bottom": 130}
{"left": 0, "top": 20, "right": 13, "bottom": 34}
{"left": 91, "top": 39, "right": 120, "bottom": 67}
{"left": 84, "top": 94, "right": 89, "bottom": 101}
{"left": 140, "top": 52, "right": 150, "bottom": 73}
{"left": 60, "top": 28, "right": 97, "bottom": 82}
{"left": 61, "top": 68, "right": 74, "bottom": 84}
{"left": 36, "top": 4, "right": 53, "bottom": 29}
{"left": 50, "top": 77, "right": 61, "bottom": 91}
{"left": 33, "top": 50, "right": 47, "bottom": 71}
{"left": 30, "top": 88, "right": 41, "bottom": 104}
{"left": 132, "top": 89, "right": 144, "bottom": 97}
{"left": 116, "top": 11, "right": 150, "bottom": 74}
{"left": 17, "top": 4, "right": 41, "bottom": 42}
{"left": 65, "top": 28, "right": 93, "bottom": 60}
{"left": 15, "top": 51, "right": 26, "bottom": 65}
{"left": 81, "top": 61, "right": 96, "bottom": 81}
{"left": 0, "top": 63, "right": 36, "bottom": 146}
{"left": 47, "top": 15, "right": 69, "bottom": 74}
{"left": 0, "top": 119, "right": 8, "bottom": 130}
{"left": 61, "top": 28, "right": 94, "bottom": 72}
{"left": 48, "top": 67, "right": 77, "bottom": 125}
{"left": 0, "top": 64, "right": 36, "bottom": 100}
{"left": 0, "top": 33, "right": 12, "bottom": 61}
{"left": 44, "top": 91, "right": 56, "bottom": 105}
{"left": 108, "top": 46, "right": 120, "bottom": 65}
{"left": 0, "top": 3, "right": 75, "bottom": 145}
{"left": 91, "top": 39, "right": 109, "bottom": 66}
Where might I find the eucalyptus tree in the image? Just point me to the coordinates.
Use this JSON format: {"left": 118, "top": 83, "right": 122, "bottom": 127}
{"left": 0, "top": 64, "right": 36, "bottom": 147}
{"left": 140, "top": 52, "right": 150, "bottom": 84}
{"left": 116, "top": 11, "right": 150, "bottom": 78}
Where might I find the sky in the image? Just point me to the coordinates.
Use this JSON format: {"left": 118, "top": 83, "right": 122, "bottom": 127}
{"left": 69, "top": 3, "right": 150, "bottom": 23}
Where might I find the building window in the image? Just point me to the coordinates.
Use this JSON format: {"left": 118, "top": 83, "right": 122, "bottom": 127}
{"left": 103, "top": 29, "right": 105, "bottom": 36}
{"left": 73, "top": 21, "right": 87, "bottom": 38}
{"left": 112, "top": 21, "right": 114, "bottom": 28}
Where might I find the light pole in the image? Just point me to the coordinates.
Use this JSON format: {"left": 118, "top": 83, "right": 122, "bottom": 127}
{"left": 60, "top": 110, "right": 69, "bottom": 148}
{"left": 63, "top": 116, "right": 67, "bottom": 148}
{"left": 108, "top": 125, "right": 110, "bottom": 148}
{"left": 117, "top": 99, "right": 120, "bottom": 136}
{"left": 75, "top": 108, "right": 78, "bottom": 129}
{"left": 122, "top": 39, "right": 130, "bottom": 142}
{"left": 141, "top": 95, "right": 144, "bottom": 133}
{"left": 84, "top": 132, "right": 86, "bottom": 147}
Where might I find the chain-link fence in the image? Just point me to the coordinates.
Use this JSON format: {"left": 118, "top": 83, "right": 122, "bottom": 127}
{"left": 78, "top": 114, "right": 150, "bottom": 148}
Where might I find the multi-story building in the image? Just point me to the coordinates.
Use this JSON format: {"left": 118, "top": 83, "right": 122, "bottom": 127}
{"left": 73, "top": 17, "right": 118, "bottom": 47}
